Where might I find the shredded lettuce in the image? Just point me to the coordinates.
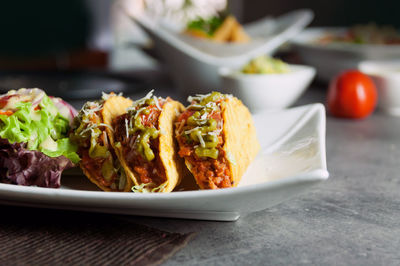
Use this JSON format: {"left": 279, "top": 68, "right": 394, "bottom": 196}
{"left": 131, "top": 181, "right": 168, "bottom": 193}
{"left": 0, "top": 94, "right": 79, "bottom": 163}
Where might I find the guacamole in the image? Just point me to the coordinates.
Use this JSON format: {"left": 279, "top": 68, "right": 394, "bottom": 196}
{"left": 242, "top": 56, "right": 290, "bottom": 74}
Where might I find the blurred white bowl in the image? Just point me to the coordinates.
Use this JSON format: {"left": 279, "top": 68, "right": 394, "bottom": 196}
{"left": 131, "top": 10, "right": 313, "bottom": 96}
{"left": 292, "top": 28, "right": 400, "bottom": 82}
{"left": 359, "top": 60, "right": 400, "bottom": 116}
{"left": 219, "top": 64, "right": 316, "bottom": 112}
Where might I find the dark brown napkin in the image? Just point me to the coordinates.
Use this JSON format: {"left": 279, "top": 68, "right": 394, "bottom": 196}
{"left": 0, "top": 206, "right": 194, "bottom": 266}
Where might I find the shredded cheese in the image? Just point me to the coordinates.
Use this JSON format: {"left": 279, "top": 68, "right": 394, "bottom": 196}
{"left": 134, "top": 107, "right": 146, "bottom": 119}
{"left": 193, "top": 118, "right": 207, "bottom": 125}
{"left": 153, "top": 96, "right": 162, "bottom": 110}
{"left": 127, "top": 90, "right": 155, "bottom": 111}
{"left": 188, "top": 104, "right": 203, "bottom": 110}
{"left": 101, "top": 92, "right": 111, "bottom": 100}
{"left": 187, "top": 92, "right": 212, "bottom": 103}
{"left": 79, "top": 124, "right": 97, "bottom": 136}
{"left": 101, "top": 91, "right": 123, "bottom": 101}
{"left": 134, "top": 134, "right": 141, "bottom": 147}
{"left": 205, "top": 102, "right": 218, "bottom": 109}
{"left": 207, "top": 129, "right": 222, "bottom": 136}
{"left": 82, "top": 101, "right": 103, "bottom": 116}
{"left": 184, "top": 126, "right": 202, "bottom": 134}
{"left": 125, "top": 118, "right": 129, "bottom": 139}
{"left": 103, "top": 131, "right": 108, "bottom": 147}
{"left": 98, "top": 123, "right": 114, "bottom": 132}
{"left": 196, "top": 131, "right": 206, "bottom": 147}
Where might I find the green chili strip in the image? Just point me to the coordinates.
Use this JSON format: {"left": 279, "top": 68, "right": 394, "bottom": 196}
{"left": 128, "top": 100, "right": 160, "bottom": 162}
{"left": 184, "top": 92, "right": 225, "bottom": 159}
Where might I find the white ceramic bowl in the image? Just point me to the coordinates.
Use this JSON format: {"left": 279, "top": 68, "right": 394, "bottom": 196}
{"left": 131, "top": 10, "right": 313, "bottom": 95}
{"left": 291, "top": 28, "right": 400, "bottom": 82}
{"left": 359, "top": 60, "right": 400, "bottom": 116}
{"left": 219, "top": 64, "right": 316, "bottom": 112}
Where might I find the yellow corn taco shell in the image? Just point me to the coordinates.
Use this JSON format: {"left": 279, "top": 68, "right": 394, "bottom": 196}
{"left": 73, "top": 94, "right": 133, "bottom": 192}
{"left": 102, "top": 95, "right": 133, "bottom": 128}
{"left": 177, "top": 94, "right": 259, "bottom": 189}
{"left": 109, "top": 98, "right": 185, "bottom": 193}
{"left": 212, "top": 15, "right": 236, "bottom": 42}
{"left": 221, "top": 97, "right": 260, "bottom": 185}
{"left": 214, "top": 15, "right": 250, "bottom": 43}
{"left": 230, "top": 18, "right": 251, "bottom": 43}
{"left": 157, "top": 100, "right": 186, "bottom": 192}
{"left": 185, "top": 15, "right": 250, "bottom": 43}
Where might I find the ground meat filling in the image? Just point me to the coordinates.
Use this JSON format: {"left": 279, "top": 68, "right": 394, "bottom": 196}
{"left": 184, "top": 148, "right": 231, "bottom": 189}
{"left": 113, "top": 102, "right": 167, "bottom": 187}
{"left": 71, "top": 103, "right": 123, "bottom": 191}
{"left": 176, "top": 107, "right": 232, "bottom": 189}
{"left": 80, "top": 148, "right": 118, "bottom": 187}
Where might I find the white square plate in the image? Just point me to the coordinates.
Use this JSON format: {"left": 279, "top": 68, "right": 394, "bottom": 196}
{"left": 0, "top": 103, "right": 328, "bottom": 221}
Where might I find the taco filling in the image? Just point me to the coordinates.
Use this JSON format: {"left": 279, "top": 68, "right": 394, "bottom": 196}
{"left": 113, "top": 93, "right": 168, "bottom": 192}
{"left": 175, "top": 92, "right": 232, "bottom": 189}
{"left": 70, "top": 95, "right": 128, "bottom": 191}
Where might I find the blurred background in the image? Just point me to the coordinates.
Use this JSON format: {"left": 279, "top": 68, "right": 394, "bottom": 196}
{"left": 0, "top": 0, "right": 398, "bottom": 101}
{"left": 242, "top": 0, "right": 399, "bottom": 26}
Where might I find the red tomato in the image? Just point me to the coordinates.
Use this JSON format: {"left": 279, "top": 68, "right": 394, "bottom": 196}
{"left": 0, "top": 95, "right": 12, "bottom": 109}
{"left": 327, "top": 70, "right": 377, "bottom": 119}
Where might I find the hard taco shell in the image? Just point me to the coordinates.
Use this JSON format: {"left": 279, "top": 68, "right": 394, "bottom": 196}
{"left": 107, "top": 99, "right": 185, "bottom": 193}
{"left": 82, "top": 95, "right": 133, "bottom": 192}
{"left": 182, "top": 96, "right": 259, "bottom": 189}
{"left": 102, "top": 95, "right": 133, "bottom": 127}
{"left": 221, "top": 97, "right": 260, "bottom": 186}
{"left": 157, "top": 100, "right": 185, "bottom": 192}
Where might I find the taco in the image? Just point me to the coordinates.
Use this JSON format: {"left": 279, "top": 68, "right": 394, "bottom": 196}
{"left": 175, "top": 92, "right": 260, "bottom": 189}
{"left": 109, "top": 91, "right": 185, "bottom": 193}
{"left": 70, "top": 93, "right": 133, "bottom": 192}
{"left": 0, "top": 88, "right": 79, "bottom": 188}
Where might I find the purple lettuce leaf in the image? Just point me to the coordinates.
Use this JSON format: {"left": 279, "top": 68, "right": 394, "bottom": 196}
{"left": 0, "top": 138, "right": 74, "bottom": 188}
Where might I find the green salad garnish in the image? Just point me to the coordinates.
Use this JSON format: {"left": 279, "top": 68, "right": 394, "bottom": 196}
{"left": 187, "top": 16, "right": 224, "bottom": 37}
{"left": 0, "top": 94, "right": 79, "bottom": 163}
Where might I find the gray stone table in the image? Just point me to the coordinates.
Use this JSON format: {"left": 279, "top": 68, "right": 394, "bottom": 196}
{"left": 123, "top": 87, "right": 400, "bottom": 265}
